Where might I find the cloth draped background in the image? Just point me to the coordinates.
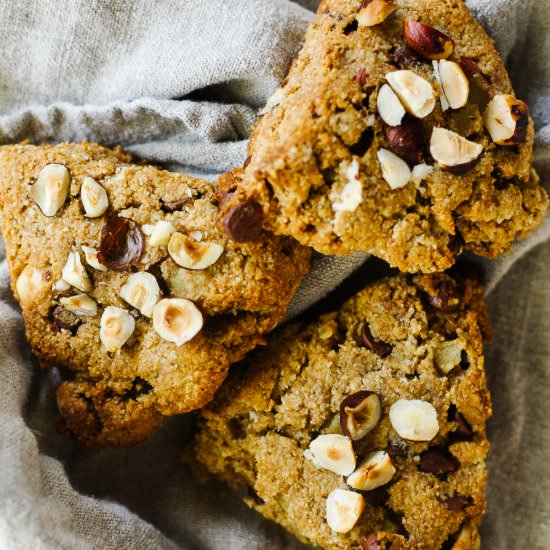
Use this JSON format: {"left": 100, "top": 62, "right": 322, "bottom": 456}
{"left": 0, "top": 0, "right": 549, "bottom": 548}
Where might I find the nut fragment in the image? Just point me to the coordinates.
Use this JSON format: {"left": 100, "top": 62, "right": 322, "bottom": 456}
{"left": 15, "top": 265, "right": 52, "bottom": 305}
{"left": 54, "top": 279, "right": 71, "bottom": 292}
{"left": 149, "top": 221, "right": 176, "bottom": 246}
{"left": 389, "top": 399, "right": 439, "bottom": 441}
{"left": 357, "top": 0, "right": 397, "bottom": 27}
{"left": 80, "top": 176, "right": 109, "bottom": 218}
{"left": 418, "top": 447, "right": 460, "bottom": 474}
{"left": 430, "top": 128, "right": 483, "bottom": 174}
{"left": 81, "top": 245, "right": 107, "bottom": 272}
{"left": 433, "top": 60, "right": 469, "bottom": 111}
{"left": 30, "top": 164, "right": 70, "bottom": 217}
{"left": 403, "top": 20, "right": 454, "bottom": 60}
{"left": 483, "top": 94, "right": 529, "bottom": 146}
{"left": 377, "top": 148, "right": 411, "bottom": 189}
{"left": 100, "top": 306, "right": 135, "bottom": 352}
{"left": 221, "top": 198, "right": 264, "bottom": 242}
{"left": 259, "top": 87, "right": 286, "bottom": 115}
{"left": 332, "top": 160, "right": 363, "bottom": 212}
{"left": 61, "top": 250, "right": 92, "bottom": 293}
{"left": 346, "top": 451, "right": 396, "bottom": 491}
{"left": 340, "top": 391, "right": 382, "bottom": 440}
{"left": 377, "top": 84, "right": 406, "bottom": 127}
{"left": 360, "top": 324, "right": 392, "bottom": 358}
{"left": 168, "top": 232, "right": 224, "bottom": 270}
{"left": 59, "top": 294, "right": 98, "bottom": 317}
{"left": 304, "top": 434, "right": 356, "bottom": 475}
{"left": 119, "top": 272, "right": 161, "bottom": 317}
{"left": 326, "top": 489, "right": 365, "bottom": 533}
{"left": 385, "top": 117, "right": 426, "bottom": 164}
{"left": 98, "top": 216, "right": 144, "bottom": 271}
{"left": 411, "top": 163, "right": 434, "bottom": 184}
{"left": 424, "top": 277, "right": 462, "bottom": 311}
{"left": 386, "top": 70, "right": 436, "bottom": 119}
{"left": 434, "top": 339, "right": 464, "bottom": 374}
{"left": 152, "top": 298, "right": 203, "bottom": 346}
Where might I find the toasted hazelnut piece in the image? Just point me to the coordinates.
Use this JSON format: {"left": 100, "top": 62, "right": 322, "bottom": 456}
{"left": 326, "top": 489, "right": 365, "bottom": 533}
{"left": 80, "top": 176, "right": 109, "bottom": 218}
{"left": 259, "top": 87, "right": 285, "bottom": 115}
{"left": 453, "top": 522, "right": 480, "bottom": 549}
{"left": 434, "top": 339, "right": 464, "bottom": 374}
{"left": 377, "top": 148, "right": 411, "bottom": 189}
{"left": 412, "top": 163, "right": 434, "bottom": 184}
{"left": 61, "top": 251, "right": 92, "bottom": 293}
{"left": 304, "top": 434, "right": 356, "bottom": 476}
{"left": 357, "top": 0, "right": 397, "bottom": 28}
{"left": 346, "top": 451, "right": 396, "bottom": 491}
{"left": 168, "top": 232, "right": 224, "bottom": 270}
{"left": 340, "top": 391, "right": 382, "bottom": 440}
{"left": 403, "top": 20, "right": 454, "bottom": 60}
{"left": 377, "top": 84, "right": 406, "bottom": 126}
{"left": 30, "top": 164, "right": 70, "bottom": 217}
{"left": 149, "top": 221, "right": 176, "bottom": 246}
{"left": 484, "top": 94, "right": 529, "bottom": 146}
{"left": 152, "top": 298, "right": 203, "bottom": 346}
{"left": 15, "top": 265, "right": 52, "bottom": 305}
{"left": 100, "top": 306, "right": 135, "bottom": 352}
{"left": 433, "top": 60, "right": 469, "bottom": 111}
{"left": 81, "top": 245, "right": 107, "bottom": 272}
{"left": 119, "top": 272, "right": 160, "bottom": 318}
{"left": 389, "top": 399, "right": 439, "bottom": 441}
{"left": 385, "top": 117, "right": 426, "bottom": 164}
{"left": 59, "top": 294, "right": 98, "bottom": 317}
{"left": 54, "top": 279, "right": 71, "bottom": 292}
{"left": 332, "top": 160, "right": 363, "bottom": 212}
{"left": 430, "top": 128, "right": 483, "bottom": 173}
{"left": 386, "top": 70, "right": 436, "bottom": 118}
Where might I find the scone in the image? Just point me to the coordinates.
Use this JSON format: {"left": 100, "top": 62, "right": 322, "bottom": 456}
{"left": 219, "top": 0, "right": 548, "bottom": 273}
{"left": 193, "top": 269, "right": 492, "bottom": 549}
{"left": 0, "top": 142, "right": 310, "bottom": 447}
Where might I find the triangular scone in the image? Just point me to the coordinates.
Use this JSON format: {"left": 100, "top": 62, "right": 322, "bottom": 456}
{"left": 0, "top": 142, "right": 310, "bottom": 447}
{"left": 193, "top": 270, "right": 492, "bottom": 549}
{"left": 219, "top": 0, "right": 547, "bottom": 273}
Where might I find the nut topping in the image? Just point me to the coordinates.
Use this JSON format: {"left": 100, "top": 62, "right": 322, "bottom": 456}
{"left": 149, "top": 221, "right": 176, "bottom": 247}
{"left": 418, "top": 447, "right": 460, "bottom": 474}
{"left": 30, "top": 163, "right": 70, "bottom": 217}
{"left": 360, "top": 324, "right": 392, "bottom": 358}
{"left": 80, "top": 176, "right": 109, "bottom": 218}
{"left": 259, "top": 87, "right": 286, "bottom": 115}
{"left": 357, "top": 0, "right": 397, "bottom": 27}
{"left": 119, "top": 272, "right": 161, "bottom": 318}
{"left": 377, "top": 84, "right": 406, "bottom": 127}
{"left": 332, "top": 160, "right": 363, "bottom": 212}
{"left": 340, "top": 391, "right": 382, "bottom": 440}
{"left": 385, "top": 117, "right": 426, "bottom": 164}
{"left": 434, "top": 339, "right": 464, "bottom": 374}
{"left": 403, "top": 20, "right": 454, "bottom": 60}
{"left": 430, "top": 128, "right": 483, "bottom": 174}
{"left": 304, "top": 434, "right": 356, "bottom": 475}
{"left": 98, "top": 216, "right": 144, "bottom": 271}
{"left": 389, "top": 399, "right": 439, "bottom": 441}
{"left": 221, "top": 198, "right": 264, "bottom": 242}
{"left": 168, "top": 232, "right": 224, "bottom": 270}
{"left": 433, "top": 60, "right": 469, "bottom": 111}
{"left": 61, "top": 250, "right": 92, "bottom": 293}
{"left": 54, "top": 279, "right": 71, "bottom": 292}
{"left": 484, "top": 94, "right": 529, "bottom": 146}
{"left": 326, "top": 489, "right": 365, "bottom": 533}
{"left": 59, "top": 294, "right": 98, "bottom": 317}
{"left": 386, "top": 70, "right": 436, "bottom": 119}
{"left": 411, "top": 163, "right": 434, "bottom": 184}
{"left": 346, "top": 451, "right": 396, "bottom": 491}
{"left": 100, "top": 306, "right": 135, "bottom": 352}
{"left": 81, "top": 245, "right": 107, "bottom": 272}
{"left": 152, "top": 298, "right": 203, "bottom": 346}
{"left": 15, "top": 265, "right": 52, "bottom": 305}
{"left": 377, "top": 148, "right": 411, "bottom": 189}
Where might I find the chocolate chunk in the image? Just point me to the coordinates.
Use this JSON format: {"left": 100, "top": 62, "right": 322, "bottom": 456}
{"left": 459, "top": 57, "right": 483, "bottom": 80}
{"left": 448, "top": 406, "right": 474, "bottom": 439}
{"left": 161, "top": 198, "right": 192, "bottom": 213}
{"left": 439, "top": 494, "right": 471, "bottom": 511}
{"left": 221, "top": 199, "right": 264, "bottom": 242}
{"left": 387, "top": 439, "right": 409, "bottom": 459}
{"left": 361, "top": 533, "right": 381, "bottom": 549}
{"left": 98, "top": 215, "right": 144, "bottom": 271}
{"left": 49, "top": 305, "right": 82, "bottom": 335}
{"left": 418, "top": 447, "right": 460, "bottom": 475}
{"left": 360, "top": 323, "right": 393, "bottom": 357}
{"left": 425, "top": 279, "right": 461, "bottom": 312}
{"left": 385, "top": 117, "right": 427, "bottom": 164}
{"left": 447, "top": 232, "right": 465, "bottom": 259}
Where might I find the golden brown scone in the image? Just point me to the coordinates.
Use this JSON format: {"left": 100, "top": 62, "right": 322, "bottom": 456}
{"left": 0, "top": 142, "right": 310, "bottom": 447}
{"left": 193, "top": 268, "right": 491, "bottom": 549}
{"left": 219, "top": 0, "right": 547, "bottom": 273}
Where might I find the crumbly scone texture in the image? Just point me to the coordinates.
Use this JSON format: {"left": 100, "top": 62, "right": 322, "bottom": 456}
{"left": 193, "top": 270, "right": 492, "bottom": 549}
{"left": 222, "top": 0, "right": 548, "bottom": 272}
{"left": 0, "top": 142, "right": 310, "bottom": 447}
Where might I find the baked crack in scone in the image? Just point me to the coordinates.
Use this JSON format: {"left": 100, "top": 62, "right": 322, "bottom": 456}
{"left": 219, "top": 0, "right": 548, "bottom": 273}
{"left": 193, "top": 269, "right": 492, "bottom": 549}
{"left": 0, "top": 142, "right": 310, "bottom": 447}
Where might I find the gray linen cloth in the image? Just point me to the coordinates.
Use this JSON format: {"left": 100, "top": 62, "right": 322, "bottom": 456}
{"left": 0, "top": 0, "right": 549, "bottom": 548}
